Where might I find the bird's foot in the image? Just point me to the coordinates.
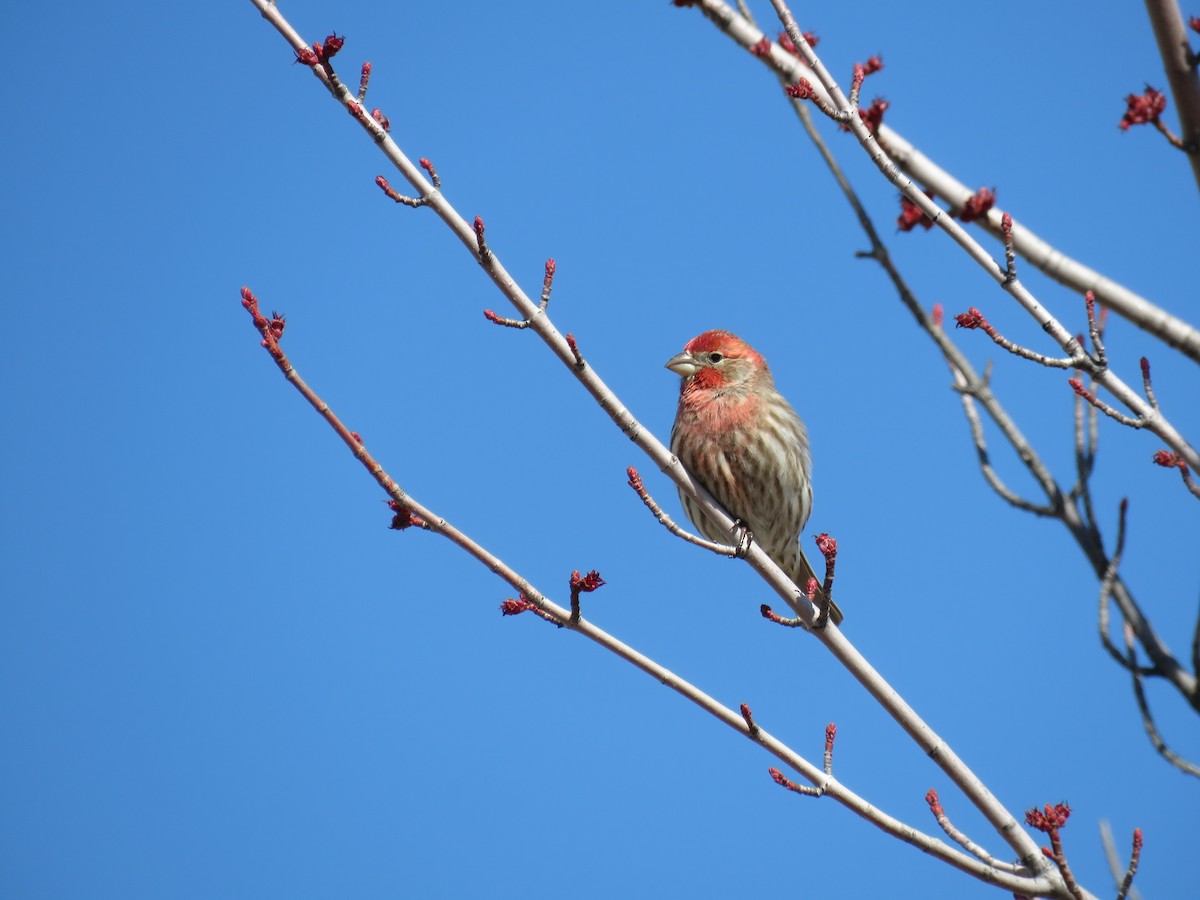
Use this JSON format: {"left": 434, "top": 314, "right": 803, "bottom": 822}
{"left": 730, "top": 519, "right": 754, "bottom": 559}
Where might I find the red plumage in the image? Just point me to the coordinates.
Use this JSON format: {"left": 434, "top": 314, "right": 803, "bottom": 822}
{"left": 666, "top": 330, "right": 843, "bottom": 625}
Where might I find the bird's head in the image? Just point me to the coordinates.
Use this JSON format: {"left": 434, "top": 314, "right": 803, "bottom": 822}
{"left": 665, "top": 330, "right": 771, "bottom": 394}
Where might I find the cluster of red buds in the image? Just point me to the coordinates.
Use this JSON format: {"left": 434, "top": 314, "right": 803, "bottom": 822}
{"left": 777, "top": 30, "right": 819, "bottom": 56}
{"left": 957, "top": 187, "right": 996, "bottom": 222}
{"left": 1025, "top": 802, "right": 1071, "bottom": 833}
{"left": 1119, "top": 86, "right": 1167, "bottom": 131}
{"left": 294, "top": 32, "right": 344, "bottom": 67}
{"left": 1152, "top": 450, "right": 1189, "bottom": 473}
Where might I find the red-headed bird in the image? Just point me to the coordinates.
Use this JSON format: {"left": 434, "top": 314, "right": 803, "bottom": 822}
{"left": 666, "top": 329, "right": 843, "bottom": 625}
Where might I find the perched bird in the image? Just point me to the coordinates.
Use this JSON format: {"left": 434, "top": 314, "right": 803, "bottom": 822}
{"left": 666, "top": 329, "right": 843, "bottom": 625}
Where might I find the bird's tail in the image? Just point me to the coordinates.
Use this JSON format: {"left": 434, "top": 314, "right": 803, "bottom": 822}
{"left": 790, "top": 546, "right": 845, "bottom": 626}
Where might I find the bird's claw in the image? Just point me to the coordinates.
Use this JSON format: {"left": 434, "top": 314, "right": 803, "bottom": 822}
{"left": 730, "top": 519, "right": 753, "bottom": 559}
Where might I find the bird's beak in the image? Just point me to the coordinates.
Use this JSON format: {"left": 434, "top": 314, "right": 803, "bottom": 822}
{"left": 665, "top": 351, "right": 699, "bottom": 377}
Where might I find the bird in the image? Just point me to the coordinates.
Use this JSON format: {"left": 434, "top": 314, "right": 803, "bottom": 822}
{"left": 665, "top": 329, "right": 843, "bottom": 626}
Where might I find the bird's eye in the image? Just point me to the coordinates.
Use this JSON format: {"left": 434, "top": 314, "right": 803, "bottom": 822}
{"left": 708, "top": 352, "right": 724, "bottom": 363}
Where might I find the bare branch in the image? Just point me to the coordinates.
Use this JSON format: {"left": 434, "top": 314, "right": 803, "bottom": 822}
{"left": 734, "top": 0, "right": 1199, "bottom": 739}
{"left": 237, "top": 282, "right": 1057, "bottom": 894}
{"left": 1068, "top": 379, "right": 1144, "bottom": 428}
{"left": 1123, "top": 620, "right": 1200, "bottom": 777}
{"left": 689, "top": 0, "right": 1200, "bottom": 364}
{"left": 1151, "top": 449, "right": 1200, "bottom": 498}
{"left": 1025, "top": 802, "right": 1086, "bottom": 900}
{"left": 953, "top": 306, "right": 1083, "bottom": 369}
{"left": 1097, "top": 500, "right": 1155, "bottom": 674}
{"left": 951, "top": 371, "right": 1059, "bottom": 516}
{"left": 1116, "top": 827, "right": 1144, "bottom": 900}
{"left": 1070, "top": 369, "right": 1101, "bottom": 530}
{"left": 925, "top": 789, "right": 1024, "bottom": 875}
{"left": 767, "top": 724, "right": 838, "bottom": 797}
{"left": 626, "top": 467, "right": 742, "bottom": 557}
{"left": 1142, "top": 0, "right": 1200, "bottom": 191}
{"left": 760, "top": 603, "right": 809, "bottom": 629}
{"left": 766, "top": 0, "right": 1198, "bottom": 469}
{"left": 1100, "top": 820, "right": 1144, "bottom": 900}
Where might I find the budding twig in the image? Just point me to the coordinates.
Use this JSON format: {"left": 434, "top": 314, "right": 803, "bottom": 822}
{"left": 245, "top": 7, "right": 1071, "bottom": 889}
{"left": 1025, "top": 803, "right": 1083, "bottom": 900}
{"left": 483, "top": 309, "right": 529, "bottom": 329}
{"left": 626, "top": 467, "right": 745, "bottom": 558}
{"left": 540, "top": 258, "right": 557, "bottom": 311}
{"left": 388, "top": 500, "right": 430, "bottom": 532}
{"left": 954, "top": 307, "right": 1081, "bottom": 369}
{"left": 740, "top": 702, "right": 759, "bottom": 736}
{"left": 812, "top": 532, "right": 837, "bottom": 628}
{"left": 473, "top": 215, "right": 491, "bottom": 263}
{"left": 483, "top": 259, "right": 555, "bottom": 330}
{"left": 760, "top": 603, "right": 807, "bottom": 629}
{"left": 568, "top": 569, "right": 605, "bottom": 624}
{"left": 376, "top": 175, "right": 428, "bottom": 208}
{"left": 357, "top": 61, "right": 371, "bottom": 102}
{"left": 954, "top": 186, "right": 996, "bottom": 223}
{"left": 758, "top": 0, "right": 1200, "bottom": 473}
{"left": 1000, "top": 213, "right": 1016, "bottom": 283}
{"left": 1150, "top": 450, "right": 1200, "bottom": 498}
{"left": 565, "top": 333, "right": 585, "bottom": 368}
{"left": 924, "top": 789, "right": 1023, "bottom": 874}
{"left": 1115, "top": 827, "right": 1144, "bottom": 900}
{"left": 1068, "top": 379, "right": 1143, "bottom": 428}
{"left": 784, "top": 78, "right": 840, "bottom": 120}
{"left": 500, "top": 596, "right": 564, "bottom": 626}
{"left": 766, "top": 723, "right": 837, "bottom": 797}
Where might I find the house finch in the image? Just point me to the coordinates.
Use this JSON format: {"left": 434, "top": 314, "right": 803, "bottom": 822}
{"left": 666, "top": 329, "right": 843, "bottom": 625}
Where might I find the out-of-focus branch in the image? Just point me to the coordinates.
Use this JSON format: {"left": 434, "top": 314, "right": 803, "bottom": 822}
{"left": 1123, "top": 620, "right": 1200, "bottom": 776}
{"left": 1143, "top": 0, "right": 1200, "bottom": 193}
{"left": 689, "top": 0, "right": 1200, "bottom": 365}
{"left": 1100, "top": 820, "right": 1144, "bottom": 900}
{"left": 238, "top": 283, "right": 1059, "bottom": 896}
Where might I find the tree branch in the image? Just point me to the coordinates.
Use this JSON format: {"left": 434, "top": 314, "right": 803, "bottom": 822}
{"left": 246, "top": 0, "right": 1077, "bottom": 887}
{"left": 238, "top": 282, "right": 1060, "bottom": 896}
{"left": 1142, "top": 0, "right": 1200, "bottom": 193}
{"left": 689, "top": 0, "right": 1200, "bottom": 365}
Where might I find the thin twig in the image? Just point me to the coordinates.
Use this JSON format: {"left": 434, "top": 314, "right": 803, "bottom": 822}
{"left": 953, "top": 306, "right": 1083, "bottom": 369}
{"left": 952, "top": 371, "right": 1058, "bottom": 517}
{"left": 1143, "top": 0, "right": 1200, "bottom": 190}
{"left": 1123, "top": 620, "right": 1200, "bottom": 777}
{"left": 1099, "top": 821, "right": 1144, "bottom": 900}
{"left": 1084, "top": 291, "right": 1107, "bottom": 369}
{"left": 1071, "top": 370, "right": 1100, "bottom": 531}
{"left": 1068, "top": 379, "right": 1144, "bottom": 428}
{"left": 1097, "top": 500, "right": 1155, "bottom": 674}
{"left": 626, "top": 467, "right": 743, "bottom": 557}
{"left": 925, "top": 790, "right": 1024, "bottom": 875}
{"left": 1116, "top": 828, "right": 1144, "bottom": 900}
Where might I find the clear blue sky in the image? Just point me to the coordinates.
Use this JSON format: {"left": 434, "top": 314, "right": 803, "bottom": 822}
{"left": 3, "top": 1, "right": 1197, "bottom": 897}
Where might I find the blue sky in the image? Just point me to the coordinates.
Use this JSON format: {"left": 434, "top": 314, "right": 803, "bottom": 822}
{"left": 3, "top": 1, "right": 1198, "bottom": 897}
